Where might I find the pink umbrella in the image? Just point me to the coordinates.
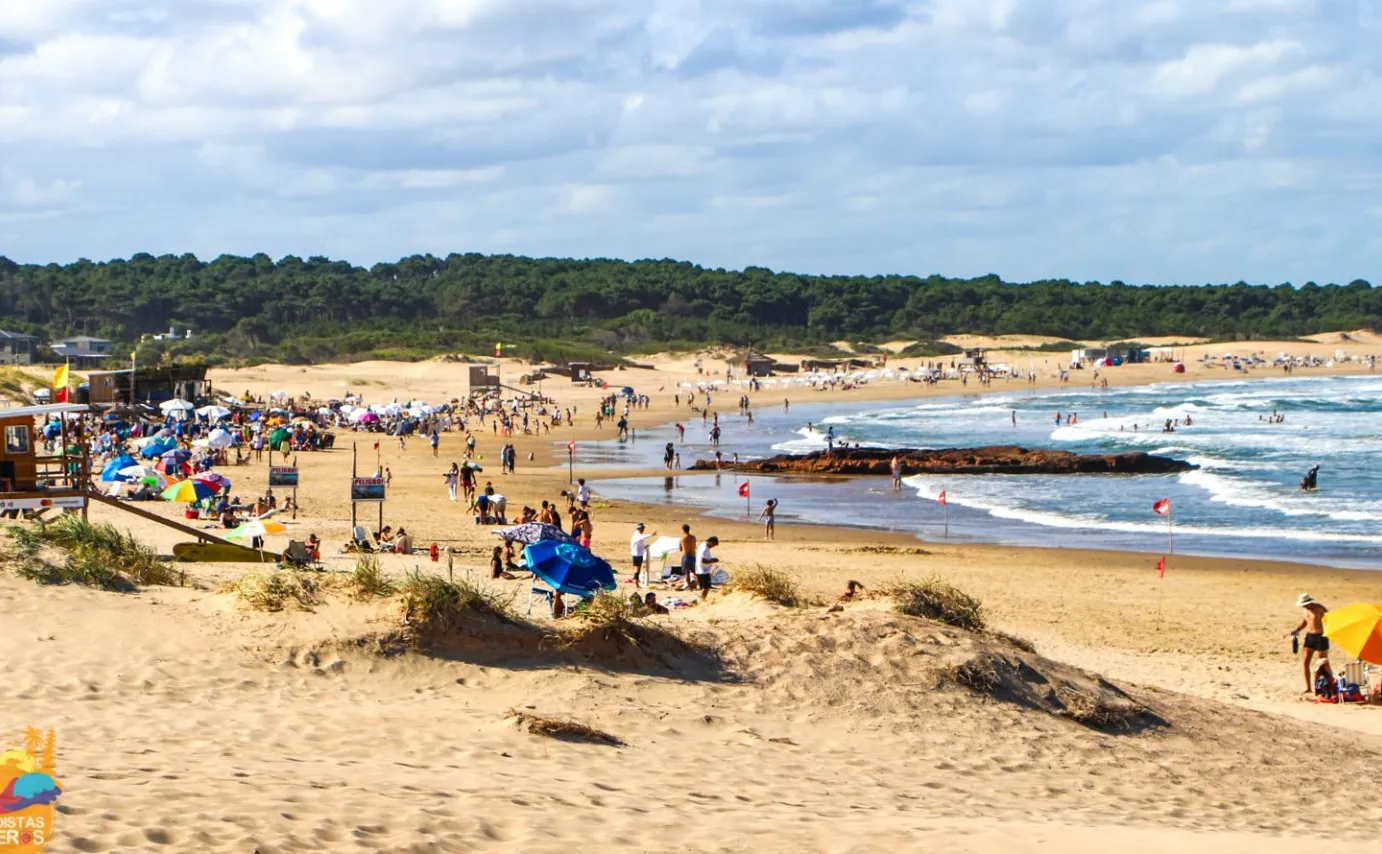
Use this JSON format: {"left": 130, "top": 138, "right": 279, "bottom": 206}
{"left": 193, "top": 472, "right": 232, "bottom": 493}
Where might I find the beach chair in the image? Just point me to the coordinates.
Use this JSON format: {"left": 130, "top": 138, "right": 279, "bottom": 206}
{"left": 281, "top": 540, "right": 320, "bottom": 570}
{"left": 350, "top": 525, "right": 375, "bottom": 553}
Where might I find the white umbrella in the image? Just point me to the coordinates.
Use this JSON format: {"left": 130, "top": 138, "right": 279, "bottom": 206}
{"left": 196, "top": 405, "right": 232, "bottom": 420}
{"left": 160, "top": 399, "right": 195, "bottom": 412}
{"left": 205, "top": 428, "right": 234, "bottom": 449}
{"left": 117, "top": 465, "right": 168, "bottom": 488}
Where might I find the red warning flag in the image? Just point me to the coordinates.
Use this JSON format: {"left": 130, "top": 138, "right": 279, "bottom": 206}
{"left": 737, "top": 481, "right": 750, "bottom": 498}
{"left": 1152, "top": 497, "right": 1171, "bottom": 516}
{"left": 1156, "top": 556, "right": 1166, "bottom": 578}
{"left": 937, "top": 490, "right": 947, "bottom": 506}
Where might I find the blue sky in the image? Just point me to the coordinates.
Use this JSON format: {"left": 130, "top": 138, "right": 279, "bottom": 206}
{"left": 0, "top": 0, "right": 1379, "bottom": 284}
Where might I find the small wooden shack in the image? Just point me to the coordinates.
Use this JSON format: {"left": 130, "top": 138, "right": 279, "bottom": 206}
{"left": 0, "top": 403, "right": 91, "bottom": 510}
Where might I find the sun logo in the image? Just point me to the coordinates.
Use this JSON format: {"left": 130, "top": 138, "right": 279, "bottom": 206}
{"left": 0, "top": 728, "right": 61, "bottom": 852}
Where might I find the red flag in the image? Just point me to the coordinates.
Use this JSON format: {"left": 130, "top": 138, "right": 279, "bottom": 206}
{"left": 737, "top": 481, "right": 750, "bottom": 498}
{"left": 373, "top": 441, "right": 380, "bottom": 451}
{"left": 1152, "top": 497, "right": 1171, "bottom": 516}
{"left": 937, "top": 490, "right": 947, "bottom": 506}
{"left": 1156, "top": 556, "right": 1166, "bottom": 578}
{"left": 567, "top": 440, "right": 577, "bottom": 452}
{"left": 54, "top": 387, "right": 69, "bottom": 403}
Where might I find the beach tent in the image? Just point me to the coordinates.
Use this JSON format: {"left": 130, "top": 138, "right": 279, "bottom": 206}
{"left": 99, "top": 454, "right": 139, "bottom": 482}
{"left": 522, "top": 540, "right": 616, "bottom": 598}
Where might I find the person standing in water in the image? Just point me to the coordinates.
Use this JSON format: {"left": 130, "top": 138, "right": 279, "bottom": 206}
{"left": 757, "top": 498, "right": 778, "bottom": 540}
{"left": 890, "top": 455, "right": 902, "bottom": 491}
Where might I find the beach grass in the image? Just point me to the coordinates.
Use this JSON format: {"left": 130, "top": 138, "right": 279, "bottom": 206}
{"left": 506, "top": 709, "right": 624, "bottom": 746}
{"left": 399, "top": 571, "right": 518, "bottom": 633}
{"left": 224, "top": 570, "right": 324, "bottom": 612}
{"left": 4, "top": 516, "right": 177, "bottom": 590}
{"left": 348, "top": 553, "right": 397, "bottom": 599}
{"left": 731, "top": 564, "right": 803, "bottom": 607}
{"left": 888, "top": 576, "right": 986, "bottom": 631}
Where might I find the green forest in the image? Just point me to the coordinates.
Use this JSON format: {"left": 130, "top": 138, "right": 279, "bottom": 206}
{"left": 0, "top": 252, "right": 1376, "bottom": 364}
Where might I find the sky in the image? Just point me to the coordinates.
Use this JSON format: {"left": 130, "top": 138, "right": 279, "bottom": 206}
{"left": 0, "top": 0, "right": 1379, "bottom": 285}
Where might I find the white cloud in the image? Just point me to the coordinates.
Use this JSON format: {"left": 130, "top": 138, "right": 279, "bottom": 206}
{"left": 0, "top": 0, "right": 1376, "bottom": 285}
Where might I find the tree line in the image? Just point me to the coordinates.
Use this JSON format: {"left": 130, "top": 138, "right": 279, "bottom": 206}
{"left": 0, "top": 252, "right": 1375, "bottom": 364}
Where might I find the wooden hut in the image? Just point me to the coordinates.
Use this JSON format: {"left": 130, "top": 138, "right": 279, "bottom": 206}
{"left": 0, "top": 403, "right": 91, "bottom": 510}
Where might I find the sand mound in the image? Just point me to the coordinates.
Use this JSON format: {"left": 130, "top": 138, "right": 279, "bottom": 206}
{"left": 714, "top": 610, "right": 1158, "bottom": 730}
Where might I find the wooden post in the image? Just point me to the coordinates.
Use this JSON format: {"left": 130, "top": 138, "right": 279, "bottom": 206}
{"left": 350, "top": 442, "right": 357, "bottom": 532}
{"left": 292, "top": 453, "right": 298, "bottom": 520}
{"left": 80, "top": 432, "right": 90, "bottom": 522}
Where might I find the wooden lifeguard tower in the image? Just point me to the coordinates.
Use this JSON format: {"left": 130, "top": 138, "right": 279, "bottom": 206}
{"left": 0, "top": 402, "right": 92, "bottom": 515}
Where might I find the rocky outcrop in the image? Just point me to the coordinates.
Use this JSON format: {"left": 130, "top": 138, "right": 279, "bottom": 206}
{"left": 693, "top": 446, "right": 1196, "bottom": 476}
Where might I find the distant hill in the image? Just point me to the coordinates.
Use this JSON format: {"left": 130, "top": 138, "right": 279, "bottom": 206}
{"left": 0, "top": 253, "right": 1374, "bottom": 364}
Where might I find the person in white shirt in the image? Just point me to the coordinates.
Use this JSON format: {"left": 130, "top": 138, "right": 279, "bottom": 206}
{"left": 629, "top": 522, "right": 656, "bottom": 587}
{"left": 577, "top": 478, "right": 591, "bottom": 507}
{"left": 694, "top": 536, "right": 720, "bottom": 600}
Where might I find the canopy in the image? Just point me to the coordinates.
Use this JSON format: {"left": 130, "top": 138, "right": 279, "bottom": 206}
{"left": 494, "top": 522, "right": 578, "bottom": 546}
{"left": 161, "top": 479, "right": 218, "bottom": 503}
{"left": 160, "top": 399, "right": 195, "bottom": 412}
{"left": 522, "top": 540, "right": 616, "bottom": 598}
{"left": 646, "top": 535, "right": 682, "bottom": 560}
{"left": 226, "top": 518, "right": 288, "bottom": 541}
{"left": 1323, "top": 602, "right": 1382, "bottom": 665}
{"left": 99, "top": 454, "right": 139, "bottom": 482}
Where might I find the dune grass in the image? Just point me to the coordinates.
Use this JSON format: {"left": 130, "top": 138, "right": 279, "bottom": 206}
{"left": 348, "top": 553, "right": 396, "bottom": 599}
{"left": 224, "top": 570, "right": 323, "bottom": 612}
{"left": 4, "top": 516, "right": 177, "bottom": 590}
{"left": 507, "top": 709, "right": 624, "bottom": 746}
{"left": 730, "top": 564, "right": 802, "bottom": 607}
{"left": 888, "top": 576, "right": 986, "bottom": 631}
{"left": 399, "top": 571, "right": 518, "bottom": 633}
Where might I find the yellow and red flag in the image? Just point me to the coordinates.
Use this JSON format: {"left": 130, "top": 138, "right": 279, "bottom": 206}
{"left": 52, "top": 363, "right": 69, "bottom": 403}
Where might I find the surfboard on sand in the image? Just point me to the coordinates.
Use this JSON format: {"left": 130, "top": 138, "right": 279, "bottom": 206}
{"left": 172, "top": 541, "right": 278, "bottom": 562}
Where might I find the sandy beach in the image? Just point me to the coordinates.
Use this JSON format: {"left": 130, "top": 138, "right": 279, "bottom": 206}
{"left": 4, "top": 337, "right": 1382, "bottom": 852}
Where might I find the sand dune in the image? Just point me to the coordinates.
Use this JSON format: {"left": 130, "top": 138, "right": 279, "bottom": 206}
{"left": 5, "top": 571, "right": 1381, "bottom": 853}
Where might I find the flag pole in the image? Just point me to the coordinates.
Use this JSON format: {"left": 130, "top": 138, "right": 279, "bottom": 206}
{"left": 745, "top": 477, "right": 750, "bottom": 519}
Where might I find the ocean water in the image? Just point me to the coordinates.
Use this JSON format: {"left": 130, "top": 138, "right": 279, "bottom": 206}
{"left": 580, "top": 374, "right": 1382, "bottom": 568}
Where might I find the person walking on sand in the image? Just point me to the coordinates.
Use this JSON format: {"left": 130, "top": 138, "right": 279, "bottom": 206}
{"left": 444, "top": 462, "right": 459, "bottom": 502}
{"left": 890, "top": 455, "right": 902, "bottom": 491}
{"left": 430, "top": 429, "right": 440, "bottom": 457}
{"left": 1287, "top": 593, "right": 1330, "bottom": 693}
{"left": 694, "top": 536, "right": 720, "bottom": 600}
{"left": 629, "top": 522, "right": 655, "bottom": 587}
{"left": 757, "top": 498, "right": 777, "bottom": 540}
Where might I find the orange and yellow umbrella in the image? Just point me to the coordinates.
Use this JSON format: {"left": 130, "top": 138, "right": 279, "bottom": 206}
{"left": 1322, "top": 602, "right": 1382, "bottom": 665}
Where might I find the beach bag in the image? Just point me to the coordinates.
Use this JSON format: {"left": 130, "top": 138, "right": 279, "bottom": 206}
{"left": 1314, "top": 663, "right": 1337, "bottom": 699}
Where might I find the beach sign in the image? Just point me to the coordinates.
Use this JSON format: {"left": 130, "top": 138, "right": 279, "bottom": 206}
{"left": 350, "top": 476, "right": 386, "bottom": 503}
{"left": 268, "top": 466, "right": 299, "bottom": 488}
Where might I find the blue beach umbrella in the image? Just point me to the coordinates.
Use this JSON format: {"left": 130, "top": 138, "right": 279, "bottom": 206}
{"left": 522, "top": 540, "right": 616, "bottom": 598}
